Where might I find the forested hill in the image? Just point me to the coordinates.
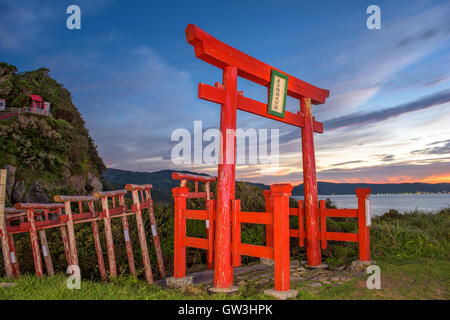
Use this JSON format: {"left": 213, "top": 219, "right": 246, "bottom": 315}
{"left": 0, "top": 62, "right": 106, "bottom": 205}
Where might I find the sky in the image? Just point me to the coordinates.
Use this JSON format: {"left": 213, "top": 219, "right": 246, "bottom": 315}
{"left": 1, "top": 0, "right": 449, "bottom": 185}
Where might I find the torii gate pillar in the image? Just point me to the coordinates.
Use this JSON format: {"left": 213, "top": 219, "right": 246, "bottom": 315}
{"left": 214, "top": 66, "right": 238, "bottom": 289}
{"left": 300, "top": 98, "right": 322, "bottom": 267}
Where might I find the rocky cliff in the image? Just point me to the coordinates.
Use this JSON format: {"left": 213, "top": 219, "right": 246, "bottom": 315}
{"left": 0, "top": 62, "right": 105, "bottom": 205}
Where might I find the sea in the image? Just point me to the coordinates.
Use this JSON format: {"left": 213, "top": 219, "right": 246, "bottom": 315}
{"left": 292, "top": 194, "right": 450, "bottom": 216}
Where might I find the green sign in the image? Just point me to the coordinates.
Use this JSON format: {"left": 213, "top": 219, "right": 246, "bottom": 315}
{"left": 267, "top": 69, "right": 289, "bottom": 118}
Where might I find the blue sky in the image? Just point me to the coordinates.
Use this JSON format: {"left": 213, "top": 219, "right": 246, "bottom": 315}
{"left": 1, "top": 0, "right": 449, "bottom": 184}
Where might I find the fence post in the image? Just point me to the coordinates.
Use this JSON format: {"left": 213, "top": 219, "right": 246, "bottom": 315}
{"left": 119, "top": 195, "right": 136, "bottom": 276}
{"left": 173, "top": 186, "right": 188, "bottom": 278}
{"left": 100, "top": 195, "right": 117, "bottom": 278}
{"left": 167, "top": 187, "right": 193, "bottom": 288}
{"left": 205, "top": 182, "right": 213, "bottom": 270}
{"left": 143, "top": 187, "right": 166, "bottom": 278}
{"left": 39, "top": 228, "right": 54, "bottom": 276}
{"left": 232, "top": 199, "right": 241, "bottom": 267}
{"left": 265, "top": 183, "right": 298, "bottom": 299}
{"left": 8, "top": 233, "right": 20, "bottom": 277}
{"left": 319, "top": 200, "right": 327, "bottom": 250}
{"left": 207, "top": 199, "right": 215, "bottom": 270}
{"left": 27, "top": 208, "right": 44, "bottom": 277}
{"left": 356, "top": 188, "right": 371, "bottom": 262}
{"left": 88, "top": 201, "right": 107, "bottom": 282}
{"left": 263, "top": 190, "right": 273, "bottom": 248}
{"left": 129, "top": 188, "right": 154, "bottom": 283}
{"left": 298, "top": 200, "right": 305, "bottom": 247}
{"left": 63, "top": 201, "right": 79, "bottom": 267}
{"left": 0, "top": 169, "right": 14, "bottom": 278}
{"left": 58, "top": 208, "right": 72, "bottom": 267}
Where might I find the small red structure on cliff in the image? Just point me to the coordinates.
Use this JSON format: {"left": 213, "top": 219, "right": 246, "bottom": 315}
{"left": 29, "top": 95, "right": 51, "bottom": 116}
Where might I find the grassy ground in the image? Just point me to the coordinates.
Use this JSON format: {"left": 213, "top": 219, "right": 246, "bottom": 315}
{"left": 0, "top": 257, "right": 448, "bottom": 300}
{"left": 0, "top": 209, "right": 448, "bottom": 300}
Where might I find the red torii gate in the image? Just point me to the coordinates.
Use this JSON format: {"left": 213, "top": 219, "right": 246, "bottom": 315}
{"left": 184, "top": 25, "right": 330, "bottom": 291}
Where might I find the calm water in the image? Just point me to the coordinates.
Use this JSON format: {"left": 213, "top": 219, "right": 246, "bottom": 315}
{"left": 292, "top": 194, "right": 450, "bottom": 216}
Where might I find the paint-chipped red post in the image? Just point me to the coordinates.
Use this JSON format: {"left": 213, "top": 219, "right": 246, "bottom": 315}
{"left": 7, "top": 234, "right": 20, "bottom": 277}
{"left": 99, "top": 194, "right": 117, "bottom": 278}
{"left": 27, "top": 208, "right": 44, "bottom": 277}
{"left": 143, "top": 186, "right": 166, "bottom": 278}
{"left": 214, "top": 65, "right": 238, "bottom": 290}
{"left": 88, "top": 201, "right": 107, "bottom": 282}
{"left": 62, "top": 201, "right": 79, "bottom": 267}
{"left": 119, "top": 194, "right": 136, "bottom": 276}
{"left": 127, "top": 185, "right": 154, "bottom": 283}
{"left": 356, "top": 188, "right": 371, "bottom": 261}
{"left": 271, "top": 184, "right": 293, "bottom": 292}
{"left": 56, "top": 208, "right": 72, "bottom": 267}
{"left": 300, "top": 97, "right": 322, "bottom": 267}
{"left": 173, "top": 186, "right": 189, "bottom": 278}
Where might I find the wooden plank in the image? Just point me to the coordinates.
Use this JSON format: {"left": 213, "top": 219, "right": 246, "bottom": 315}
{"left": 239, "top": 211, "right": 273, "bottom": 225}
{"left": 199, "top": 83, "right": 323, "bottom": 132}
{"left": 183, "top": 209, "right": 208, "bottom": 220}
{"left": 94, "top": 189, "right": 127, "bottom": 198}
{"left": 289, "top": 229, "right": 299, "bottom": 238}
{"left": 172, "top": 172, "right": 215, "bottom": 183}
{"left": 187, "top": 192, "right": 208, "bottom": 199}
{"left": 125, "top": 184, "right": 153, "bottom": 191}
{"left": 183, "top": 236, "right": 208, "bottom": 250}
{"left": 239, "top": 243, "right": 274, "bottom": 260}
{"left": 324, "top": 209, "right": 358, "bottom": 218}
{"left": 54, "top": 195, "right": 96, "bottom": 202}
{"left": 324, "top": 232, "right": 358, "bottom": 242}
{"left": 14, "top": 203, "right": 64, "bottom": 210}
{"left": 186, "top": 24, "right": 329, "bottom": 105}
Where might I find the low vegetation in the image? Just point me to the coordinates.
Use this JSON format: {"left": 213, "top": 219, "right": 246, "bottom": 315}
{"left": 1, "top": 199, "right": 448, "bottom": 300}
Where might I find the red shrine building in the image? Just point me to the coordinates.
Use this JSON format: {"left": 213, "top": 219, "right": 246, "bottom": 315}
{"left": 29, "top": 95, "right": 51, "bottom": 116}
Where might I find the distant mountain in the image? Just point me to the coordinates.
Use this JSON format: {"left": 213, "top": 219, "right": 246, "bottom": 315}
{"left": 103, "top": 168, "right": 450, "bottom": 202}
{"left": 292, "top": 182, "right": 450, "bottom": 196}
{"left": 103, "top": 168, "right": 214, "bottom": 203}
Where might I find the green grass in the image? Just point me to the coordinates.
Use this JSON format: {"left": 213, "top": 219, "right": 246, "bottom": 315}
{"left": 1, "top": 209, "right": 448, "bottom": 300}
{"left": 1, "top": 257, "right": 448, "bottom": 300}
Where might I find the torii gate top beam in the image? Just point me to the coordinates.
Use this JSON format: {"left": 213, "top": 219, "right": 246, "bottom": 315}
{"left": 185, "top": 24, "right": 330, "bottom": 105}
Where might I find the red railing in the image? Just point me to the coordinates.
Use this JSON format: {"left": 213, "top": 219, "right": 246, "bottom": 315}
{"left": 283, "top": 188, "right": 372, "bottom": 262}
{"left": 173, "top": 183, "right": 294, "bottom": 293}
{"left": 126, "top": 183, "right": 166, "bottom": 282}
{"left": 319, "top": 188, "right": 371, "bottom": 261}
{"left": 1, "top": 185, "right": 165, "bottom": 282}
{"left": 172, "top": 186, "right": 215, "bottom": 278}
{"left": 172, "top": 172, "right": 215, "bottom": 269}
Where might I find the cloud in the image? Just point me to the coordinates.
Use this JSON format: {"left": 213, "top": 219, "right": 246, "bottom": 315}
{"left": 330, "top": 160, "right": 366, "bottom": 167}
{"left": 412, "top": 139, "right": 450, "bottom": 156}
{"left": 316, "top": 159, "right": 450, "bottom": 183}
{"left": 0, "top": 0, "right": 53, "bottom": 50}
{"left": 323, "top": 89, "right": 450, "bottom": 131}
